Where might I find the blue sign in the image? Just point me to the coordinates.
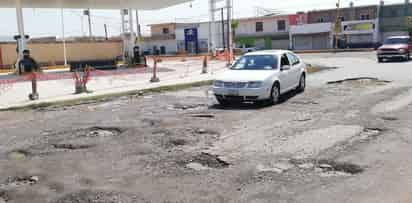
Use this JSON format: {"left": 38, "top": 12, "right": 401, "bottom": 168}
{"left": 184, "top": 28, "right": 199, "bottom": 53}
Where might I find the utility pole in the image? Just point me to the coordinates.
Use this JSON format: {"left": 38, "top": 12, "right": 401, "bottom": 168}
{"left": 104, "top": 24, "right": 108, "bottom": 40}
{"left": 221, "top": 8, "right": 226, "bottom": 50}
{"left": 136, "top": 10, "right": 142, "bottom": 39}
{"left": 84, "top": 9, "right": 92, "bottom": 39}
{"left": 334, "top": 0, "right": 341, "bottom": 49}
{"left": 208, "top": 0, "right": 216, "bottom": 54}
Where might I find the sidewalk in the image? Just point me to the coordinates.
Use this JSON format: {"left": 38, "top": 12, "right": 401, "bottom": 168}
{"left": 0, "top": 59, "right": 227, "bottom": 110}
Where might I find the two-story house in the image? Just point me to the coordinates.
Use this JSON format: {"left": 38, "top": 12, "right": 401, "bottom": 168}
{"left": 234, "top": 14, "right": 291, "bottom": 50}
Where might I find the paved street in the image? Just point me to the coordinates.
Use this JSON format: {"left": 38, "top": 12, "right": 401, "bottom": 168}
{"left": 2, "top": 51, "right": 412, "bottom": 202}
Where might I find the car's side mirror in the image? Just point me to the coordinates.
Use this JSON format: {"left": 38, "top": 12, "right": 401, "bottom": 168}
{"left": 281, "top": 65, "right": 291, "bottom": 71}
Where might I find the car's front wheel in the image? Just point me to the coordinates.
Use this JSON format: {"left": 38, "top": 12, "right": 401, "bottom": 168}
{"left": 217, "top": 98, "right": 230, "bottom": 107}
{"left": 297, "top": 74, "right": 306, "bottom": 93}
{"left": 269, "top": 83, "right": 280, "bottom": 105}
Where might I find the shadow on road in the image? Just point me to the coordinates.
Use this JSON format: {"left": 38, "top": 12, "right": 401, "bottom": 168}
{"left": 210, "top": 90, "right": 302, "bottom": 110}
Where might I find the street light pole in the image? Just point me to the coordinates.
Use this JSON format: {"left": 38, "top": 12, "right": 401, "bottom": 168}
{"left": 334, "top": 0, "right": 341, "bottom": 49}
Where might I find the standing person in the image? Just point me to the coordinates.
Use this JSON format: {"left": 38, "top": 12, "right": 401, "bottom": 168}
{"left": 18, "top": 50, "right": 40, "bottom": 100}
{"left": 18, "top": 50, "right": 39, "bottom": 75}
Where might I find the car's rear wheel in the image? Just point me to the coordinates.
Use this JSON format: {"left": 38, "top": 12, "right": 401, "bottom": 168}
{"left": 297, "top": 74, "right": 306, "bottom": 93}
{"left": 270, "top": 83, "right": 280, "bottom": 105}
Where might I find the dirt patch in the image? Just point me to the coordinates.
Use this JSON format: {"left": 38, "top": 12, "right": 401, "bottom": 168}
{"left": 0, "top": 176, "right": 39, "bottom": 189}
{"left": 185, "top": 153, "right": 230, "bottom": 169}
{"left": 327, "top": 77, "right": 391, "bottom": 87}
{"left": 50, "top": 190, "right": 145, "bottom": 203}
{"left": 52, "top": 143, "right": 94, "bottom": 150}
{"left": 306, "top": 64, "right": 338, "bottom": 74}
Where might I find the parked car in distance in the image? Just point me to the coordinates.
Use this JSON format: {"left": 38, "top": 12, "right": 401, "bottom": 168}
{"left": 239, "top": 45, "right": 257, "bottom": 54}
{"left": 377, "top": 36, "right": 412, "bottom": 62}
{"left": 213, "top": 50, "right": 306, "bottom": 106}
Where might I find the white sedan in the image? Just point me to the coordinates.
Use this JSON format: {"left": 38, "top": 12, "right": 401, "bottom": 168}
{"left": 213, "top": 50, "right": 306, "bottom": 105}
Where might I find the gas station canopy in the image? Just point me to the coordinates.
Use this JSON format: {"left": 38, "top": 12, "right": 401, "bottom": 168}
{"left": 0, "top": 0, "right": 191, "bottom": 9}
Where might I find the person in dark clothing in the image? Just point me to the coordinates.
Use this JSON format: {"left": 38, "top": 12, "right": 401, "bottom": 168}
{"left": 18, "top": 50, "right": 39, "bottom": 75}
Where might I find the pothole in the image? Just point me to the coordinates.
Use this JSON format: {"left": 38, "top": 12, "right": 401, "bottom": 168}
{"left": 84, "top": 127, "right": 122, "bottom": 137}
{"left": 141, "top": 118, "right": 161, "bottom": 127}
{"left": 50, "top": 190, "right": 145, "bottom": 203}
{"left": 359, "top": 128, "right": 384, "bottom": 140}
{"left": 7, "top": 150, "right": 30, "bottom": 160}
{"left": 0, "top": 191, "right": 9, "bottom": 203}
{"left": 52, "top": 143, "right": 94, "bottom": 150}
{"left": 291, "top": 159, "right": 364, "bottom": 176}
{"left": 171, "top": 103, "right": 207, "bottom": 111}
{"left": 0, "top": 176, "right": 39, "bottom": 189}
{"left": 291, "top": 100, "right": 319, "bottom": 105}
{"left": 184, "top": 153, "right": 230, "bottom": 169}
{"left": 190, "top": 114, "right": 215, "bottom": 118}
{"left": 163, "top": 138, "right": 188, "bottom": 148}
{"left": 327, "top": 77, "right": 391, "bottom": 87}
{"left": 381, "top": 116, "right": 399, "bottom": 121}
{"left": 193, "top": 128, "right": 219, "bottom": 135}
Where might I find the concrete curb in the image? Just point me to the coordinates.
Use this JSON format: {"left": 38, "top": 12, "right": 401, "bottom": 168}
{"left": 0, "top": 80, "right": 213, "bottom": 112}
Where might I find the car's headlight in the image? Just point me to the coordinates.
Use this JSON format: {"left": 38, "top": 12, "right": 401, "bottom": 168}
{"left": 213, "top": 80, "right": 224, "bottom": 87}
{"left": 399, "top": 49, "right": 407, "bottom": 53}
{"left": 247, "top": 81, "right": 263, "bottom": 88}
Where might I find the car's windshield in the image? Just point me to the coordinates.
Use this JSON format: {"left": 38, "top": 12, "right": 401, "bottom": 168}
{"left": 231, "top": 55, "right": 278, "bottom": 70}
{"left": 383, "top": 38, "right": 409, "bottom": 45}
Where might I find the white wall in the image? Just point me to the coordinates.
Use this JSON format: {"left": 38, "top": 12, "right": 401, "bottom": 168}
{"left": 236, "top": 17, "right": 290, "bottom": 37}
{"left": 143, "top": 39, "right": 177, "bottom": 54}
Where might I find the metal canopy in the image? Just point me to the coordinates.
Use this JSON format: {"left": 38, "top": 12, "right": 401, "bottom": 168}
{"left": 0, "top": 0, "right": 191, "bottom": 9}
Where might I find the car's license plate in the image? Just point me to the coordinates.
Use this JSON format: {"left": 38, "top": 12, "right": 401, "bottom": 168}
{"left": 227, "top": 89, "right": 239, "bottom": 96}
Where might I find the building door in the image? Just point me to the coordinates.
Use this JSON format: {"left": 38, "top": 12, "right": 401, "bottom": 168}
{"left": 294, "top": 35, "right": 313, "bottom": 50}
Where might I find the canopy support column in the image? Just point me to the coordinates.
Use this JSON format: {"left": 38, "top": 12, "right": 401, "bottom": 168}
{"left": 15, "top": 0, "right": 27, "bottom": 59}
{"left": 60, "top": 8, "right": 68, "bottom": 67}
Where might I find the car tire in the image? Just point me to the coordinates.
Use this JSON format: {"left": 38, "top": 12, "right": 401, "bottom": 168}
{"left": 269, "top": 83, "right": 280, "bottom": 105}
{"left": 378, "top": 58, "right": 383, "bottom": 63}
{"left": 217, "top": 98, "right": 230, "bottom": 107}
{"left": 406, "top": 53, "right": 410, "bottom": 61}
{"left": 297, "top": 74, "right": 306, "bottom": 93}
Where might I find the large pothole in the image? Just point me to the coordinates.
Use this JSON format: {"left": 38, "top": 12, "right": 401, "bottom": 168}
{"left": 170, "top": 103, "right": 207, "bottom": 111}
{"left": 84, "top": 127, "right": 123, "bottom": 138}
{"left": 50, "top": 190, "right": 146, "bottom": 203}
{"left": 327, "top": 77, "right": 391, "bottom": 87}
{"left": 0, "top": 191, "right": 9, "bottom": 203}
{"left": 291, "top": 159, "right": 364, "bottom": 177}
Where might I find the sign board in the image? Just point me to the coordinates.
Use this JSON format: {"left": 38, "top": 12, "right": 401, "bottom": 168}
{"left": 343, "top": 22, "right": 374, "bottom": 32}
{"left": 407, "top": 16, "right": 412, "bottom": 27}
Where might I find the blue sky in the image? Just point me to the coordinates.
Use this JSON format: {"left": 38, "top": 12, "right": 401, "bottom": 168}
{"left": 0, "top": 0, "right": 405, "bottom": 38}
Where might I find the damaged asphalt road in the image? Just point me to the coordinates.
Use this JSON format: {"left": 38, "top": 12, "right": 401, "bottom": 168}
{"left": 2, "top": 52, "right": 412, "bottom": 202}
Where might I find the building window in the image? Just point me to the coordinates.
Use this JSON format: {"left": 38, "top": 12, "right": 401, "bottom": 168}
{"left": 256, "top": 22, "right": 264, "bottom": 32}
{"left": 317, "top": 17, "right": 324, "bottom": 23}
{"left": 162, "top": 28, "right": 170, "bottom": 34}
{"left": 360, "top": 13, "right": 370, "bottom": 20}
{"left": 277, "top": 20, "right": 286, "bottom": 31}
{"left": 338, "top": 16, "right": 345, "bottom": 22}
